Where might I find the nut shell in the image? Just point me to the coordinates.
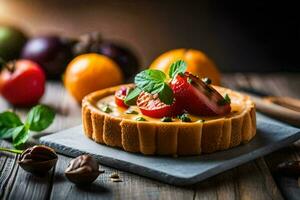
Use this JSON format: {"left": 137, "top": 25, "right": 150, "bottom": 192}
{"left": 65, "top": 170, "right": 100, "bottom": 185}
{"left": 65, "top": 154, "right": 101, "bottom": 184}
{"left": 18, "top": 145, "right": 58, "bottom": 175}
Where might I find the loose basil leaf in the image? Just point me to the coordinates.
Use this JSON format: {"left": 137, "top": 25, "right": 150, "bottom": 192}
{"left": 134, "top": 69, "right": 166, "bottom": 93}
{"left": 25, "top": 105, "right": 55, "bottom": 132}
{"left": 0, "top": 111, "right": 23, "bottom": 139}
{"left": 12, "top": 125, "right": 29, "bottom": 149}
{"left": 0, "top": 127, "right": 17, "bottom": 139}
{"left": 124, "top": 87, "right": 142, "bottom": 106}
{"left": 0, "top": 105, "right": 55, "bottom": 148}
{"left": 169, "top": 60, "right": 187, "bottom": 78}
{"left": 158, "top": 83, "right": 174, "bottom": 105}
{"left": 0, "top": 111, "right": 22, "bottom": 128}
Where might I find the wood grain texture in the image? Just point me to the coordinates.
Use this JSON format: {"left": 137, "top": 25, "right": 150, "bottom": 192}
{"left": 1, "top": 74, "right": 299, "bottom": 199}
{"left": 247, "top": 74, "right": 300, "bottom": 200}
{"left": 0, "top": 141, "right": 19, "bottom": 199}
{"left": 50, "top": 155, "right": 112, "bottom": 200}
{"left": 224, "top": 73, "right": 300, "bottom": 200}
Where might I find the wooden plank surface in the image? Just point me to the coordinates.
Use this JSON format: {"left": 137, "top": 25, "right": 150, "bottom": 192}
{"left": 223, "top": 73, "right": 300, "bottom": 200}
{"left": 1, "top": 74, "right": 299, "bottom": 200}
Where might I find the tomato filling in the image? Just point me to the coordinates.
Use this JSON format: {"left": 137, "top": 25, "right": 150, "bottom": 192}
{"left": 137, "top": 91, "right": 182, "bottom": 118}
{"left": 114, "top": 87, "right": 130, "bottom": 108}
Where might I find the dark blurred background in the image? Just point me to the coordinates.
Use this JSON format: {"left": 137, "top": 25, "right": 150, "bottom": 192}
{"left": 0, "top": 0, "right": 299, "bottom": 72}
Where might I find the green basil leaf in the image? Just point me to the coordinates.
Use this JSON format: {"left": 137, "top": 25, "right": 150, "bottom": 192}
{"left": 0, "top": 111, "right": 22, "bottom": 127}
{"left": 12, "top": 125, "right": 29, "bottom": 149}
{"left": 134, "top": 69, "right": 174, "bottom": 105}
{"left": 25, "top": 105, "right": 55, "bottom": 132}
{"left": 158, "top": 83, "right": 174, "bottom": 105}
{"left": 0, "top": 127, "right": 17, "bottom": 139}
{"left": 169, "top": 60, "right": 187, "bottom": 78}
{"left": 148, "top": 82, "right": 164, "bottom": 94}
{"left": 0, "top": 111, "right": 23, "bottom": 139}
{"left": 124, "top": 87, "right": 142, "bottom": 106}
{"left": 134, "top": 69, "right": 166, "bottom": 92}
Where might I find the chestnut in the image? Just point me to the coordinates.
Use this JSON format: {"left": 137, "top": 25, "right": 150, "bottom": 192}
{"left": 65, "top": 154, "right": 103, "bottom": 185}
{"left": 18, "top": 145, "right": 58, "bottom": 175}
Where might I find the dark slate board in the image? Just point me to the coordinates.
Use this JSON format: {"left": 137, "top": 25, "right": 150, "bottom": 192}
{"left": 40, "top": 113, "right": 300, "bottom": 186}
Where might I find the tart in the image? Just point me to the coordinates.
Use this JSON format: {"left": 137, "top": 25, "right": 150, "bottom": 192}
{"left": 82, "top": 61, "right": 256, "bottom": 156}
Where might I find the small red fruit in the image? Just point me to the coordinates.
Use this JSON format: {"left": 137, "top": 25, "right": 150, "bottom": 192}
{"left": 170, "top": 72, "right": 230, "bottom": 116}
{"left": 0, "top": 60, "right": 45, "bottom": 106}
{"left": 115, "top": 87, "right": 130, "bottom": 108}
{"left": 137, "top": 91, "right": 182, "bottom": 118}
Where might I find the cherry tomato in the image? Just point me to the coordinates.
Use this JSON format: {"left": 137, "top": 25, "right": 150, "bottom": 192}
{"left": 115, "top": 87, "right": 129, "bottom": 108}
{"left": 0, "top": 60, "right": 45, "bottom": 106}
{"left": 170, "top": 72, "right": 230, "bottom": 116}
{"left": 137, "top": 91, "right": 182, "bottom": 118}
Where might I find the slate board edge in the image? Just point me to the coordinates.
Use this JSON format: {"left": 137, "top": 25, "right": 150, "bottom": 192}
{"left": 189, "top": 130, "right": 300, "bottom": 185}
{"left": 40, "top": 127, "right": 300, "bottom": 186}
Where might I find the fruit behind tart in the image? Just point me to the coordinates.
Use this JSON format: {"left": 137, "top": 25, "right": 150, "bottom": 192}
{"left": 82, "top": 60, "right": 256, "bottom": 156}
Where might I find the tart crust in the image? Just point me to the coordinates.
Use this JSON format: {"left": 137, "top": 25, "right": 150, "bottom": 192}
{"left": 82, "top": 85, "right": 256, "bottom": 156}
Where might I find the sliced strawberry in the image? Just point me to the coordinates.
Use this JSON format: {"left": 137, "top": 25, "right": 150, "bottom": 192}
{"left": 137, "top": 91, "right": 183, "bottom": 118}
{"left": 170, "top": 72, "right": 231, "bottom": 116}
{"left": 115, "top": 87, "right": 130, "bottom": 108}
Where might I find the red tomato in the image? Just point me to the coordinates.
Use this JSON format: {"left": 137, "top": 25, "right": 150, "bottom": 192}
{"left": 114, "top": 87, "right": 129, "bottom": 108}
{"left": 137, "top": 91, "right": 182, "bottom": 118}
{"left": 0, "top": 60, "right": 45, "bottom": 106}
{"left": 170, "top": 72, "right": 231, "bottom": 116}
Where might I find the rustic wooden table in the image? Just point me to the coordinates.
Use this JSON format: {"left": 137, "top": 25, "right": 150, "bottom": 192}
{"left": 1, "top": 73, "right": 300, "bottom": 200}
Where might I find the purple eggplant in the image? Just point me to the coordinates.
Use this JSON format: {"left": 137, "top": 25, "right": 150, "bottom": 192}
{"left": 98, "top": 43, "right": 139, "bottom": 80}
{"left": 21, "top": 36, "right": 74, "bottom": 79}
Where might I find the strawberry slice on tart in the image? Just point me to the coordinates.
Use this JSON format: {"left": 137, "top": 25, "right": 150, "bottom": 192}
{"left": 170, "top": 72, "right": 231, "bottom": 116}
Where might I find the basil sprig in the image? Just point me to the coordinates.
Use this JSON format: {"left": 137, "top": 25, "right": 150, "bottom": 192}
{"left": 169, "top": 60, "right": 187, "bottom": 78}
{"left": 0, "top": 105, "right": 55, "bottom": 149}
{"left": 25, "top": 105, "right": 55, "bottom": 131}
{"left": 125, "top": 69, "right": 173, "bottom": 105}
{"left": 0, "top": 112, "right": 23, "bottom": 139}
{"left": 135, "top": 69, "right": 174, "bottom": 105}
{"left": 124, "top": 60, "right": 187, "bottom": 105}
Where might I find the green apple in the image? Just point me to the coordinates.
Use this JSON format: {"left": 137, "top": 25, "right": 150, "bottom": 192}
{"left": 0, "top": 26, "right": 27, "bottom": 61}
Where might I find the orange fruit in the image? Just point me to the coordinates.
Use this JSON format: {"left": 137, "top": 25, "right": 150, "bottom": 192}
{"left": 64, "top": 53, "right": 123, "bottom": 102}
{"left": 150, "top": 49, "right": 221, "bottom": 85}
